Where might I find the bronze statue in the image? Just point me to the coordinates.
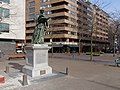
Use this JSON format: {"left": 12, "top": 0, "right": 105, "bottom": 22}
{"left": 31, "top": 8, "right": 49, "bottom": 44}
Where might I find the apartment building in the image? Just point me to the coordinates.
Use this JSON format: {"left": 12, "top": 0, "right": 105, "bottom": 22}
{"left": 26, "top": 0, "right": 109, "bottom": 53}
{"left": 0, "top": 0, "right": 25, "bottom": 54}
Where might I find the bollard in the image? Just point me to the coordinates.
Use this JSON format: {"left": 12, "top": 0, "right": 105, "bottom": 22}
{"left": 22, "top": 74, "right": 28, "bottom": 86}
{"left": 65, "top": 67, "right": 68, "bottom": 75}
{"left": 0, "top": 76, "right": 5, "bottom": 84}
{"left": 6, "top": 66, "right": 9, "bottom": 73}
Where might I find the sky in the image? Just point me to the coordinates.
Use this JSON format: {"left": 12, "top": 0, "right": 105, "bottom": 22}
{"left": 90, "top": 0, "right": 120, "bottom": 13}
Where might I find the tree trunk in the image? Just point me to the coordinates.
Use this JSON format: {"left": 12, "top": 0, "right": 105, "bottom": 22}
{"left": 113, "top": 36, "right": 115, "bottom": 57}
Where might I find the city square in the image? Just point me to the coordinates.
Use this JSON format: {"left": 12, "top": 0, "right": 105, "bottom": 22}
{"left": 0, "top": 0, "right": 120, "bottom": 90}
{"left": 0, "top": 53, "right": 119, "bottom": 90}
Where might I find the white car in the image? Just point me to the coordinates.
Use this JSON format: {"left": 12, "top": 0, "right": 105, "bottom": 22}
{"left": 16, "top": 48, "right": 22, "bottom": 53}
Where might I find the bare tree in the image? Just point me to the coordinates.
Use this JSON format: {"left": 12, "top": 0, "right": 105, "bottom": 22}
{"left": 86, "top": 0, "right": 110, "bottom": 60}
{"left": 108, "top": 11, "right": 120, "bottom": 57}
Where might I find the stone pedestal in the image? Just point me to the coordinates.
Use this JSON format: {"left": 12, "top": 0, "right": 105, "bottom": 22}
{"left": 22, "top": 44, "right": 52, "bottom": 77}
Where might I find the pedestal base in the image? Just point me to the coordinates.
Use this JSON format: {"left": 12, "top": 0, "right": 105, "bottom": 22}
{"left": 23, "top": 64, "right": 52, "bottom": 77}
{"left": 22, "top": 44, "right": 52, "bottom": 77}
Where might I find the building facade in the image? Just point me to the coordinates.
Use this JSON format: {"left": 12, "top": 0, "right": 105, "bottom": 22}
{"left": 0, "top": 0, "right": 25, "bottom": 54}
{"left": 26, "top": 0, "right": 109, "bottom": 53}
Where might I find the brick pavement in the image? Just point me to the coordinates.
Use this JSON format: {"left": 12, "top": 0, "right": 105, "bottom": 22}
{"left": 0, "top": 53, "right": 120, "bottom": 90}
{"left": 49, "top": 53, "right": 119, "bottom": 65}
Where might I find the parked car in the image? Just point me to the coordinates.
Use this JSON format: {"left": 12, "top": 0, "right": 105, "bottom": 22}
{"left": 16, "top": 48, "right": 22, "bottom": 53}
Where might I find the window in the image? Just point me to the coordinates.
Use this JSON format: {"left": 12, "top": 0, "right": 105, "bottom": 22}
{"left": 0, "top": 0, "right": 10, "bottom": 4}
{"left": 29, "top": 14, "right": 35, "bottom": 18}
{"left": 40, "top": 0, "right": 49, "bottom": 3}
{"left": 70, "top": 0, "right": 76, "bottom": 3}
{"left": 68, "top": 4, "right": 77, "bottom": 10}
{"left": 40, "top": 4, "right": 51, "bottom": 9}
{"left": 26, "top": 20, "right": 34, "bottom": 24}
{"left": 0, "top": 7, "right": 9, "bottom": 18}
{"left": 68, "top": 17, "right": 76, "bottom": 22}
{"left": 0, "top": 23, "right": 9, "bottom": 32}
{"left": 26, "top": 27, "right": 34, "bottom": 30}
{"left": 29, "top": 1, "right": 35, "bottom": 6}
{"left": 68, "top": 10, "right": 77, "bottom": 16}
{"left": 29, "top": 8, "right": 35, "bottom": 12}
{"left": 44, "top": 11, "right": 51, "bottom": 15}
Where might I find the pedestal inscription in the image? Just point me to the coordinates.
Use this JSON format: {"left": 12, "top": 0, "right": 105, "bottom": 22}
{"left": 40, "top": 70, "right": 46, "bottom": 75}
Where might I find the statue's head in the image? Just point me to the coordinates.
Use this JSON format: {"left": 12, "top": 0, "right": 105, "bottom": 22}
{"left": 40, "top": 7, "right": 44, "bottom": 14}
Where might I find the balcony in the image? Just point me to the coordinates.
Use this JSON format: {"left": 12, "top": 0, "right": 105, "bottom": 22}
{"left": 45, "top": 34, "right": 78, "bottom": 39}
{"left": 49, "top": 19, "right": 78, "bottom": 26}
{"left": 40, "top": 0, "right": 77, "bottom": 6}
{"left": 26, "top": 36, "right": 32, "bottom": 40}
{"left": 26, "top": 30, "right": 34, "bottom": 34}
{"left": 44, "top": 5, "right": 77, "bottom": 13}
{"left": 26, "top": 23, "right": 35, "bottom": 27}
{"left": 47, "top": 26, "right": 78, "bottom": 32}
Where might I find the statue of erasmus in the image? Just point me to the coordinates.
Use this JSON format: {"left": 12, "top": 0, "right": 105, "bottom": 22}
{"left": 31, "top": 8, "right": 49, "bottom": 44}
